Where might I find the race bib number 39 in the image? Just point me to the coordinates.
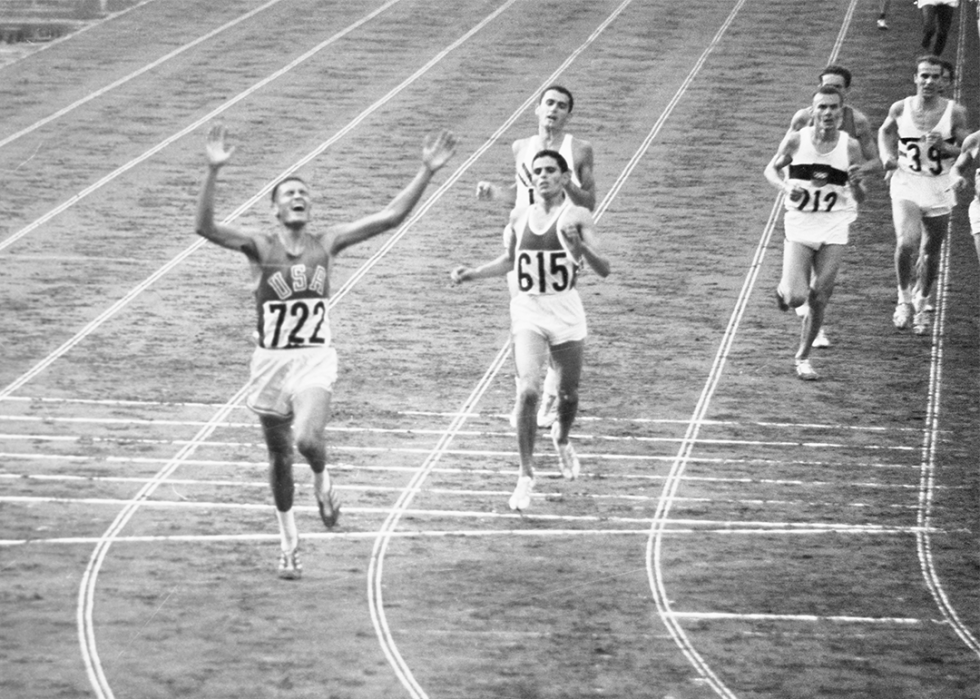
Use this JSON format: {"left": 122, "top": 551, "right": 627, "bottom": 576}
{"left": 260, "top": 298, "right": 329, "bottom": 349}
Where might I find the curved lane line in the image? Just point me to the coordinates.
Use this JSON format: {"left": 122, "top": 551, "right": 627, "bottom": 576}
{"left": 64, "top": 2, "right": 524, "bottom": 697}
{"left": 914, "top": 9, "right": 980, "bottom": 657}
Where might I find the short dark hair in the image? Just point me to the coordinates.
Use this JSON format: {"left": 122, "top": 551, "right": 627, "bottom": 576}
{"left": 270, "top": 175, "right": 308, "bottom": 203}
{"left": 915, "top": 54, "right": 945, "bottom": 72}
{"left": 813, "top": 85, "right": 844, "bottom": 105}
{"left": 819, "top": 64, "right": 852, "bottom": 88}
{"left": 939, "top": 58, "right": 955, "bottom": 80}
{"left": 540, "top": 84, "right": 574, "bottom": 112}
{"left": 532, "top": 149, "right": 569, "bottom": 173}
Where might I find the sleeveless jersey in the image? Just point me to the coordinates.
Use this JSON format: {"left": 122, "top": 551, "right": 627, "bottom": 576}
{"left": 514, "top": 134, "right": 578, "bottom": 207}
{"left": 896, "top": 97, "right": 956, "bottom": 178}
{"left": 510, "top": 200, "right": 580, "bottom": 296}
{"left": 784, "top": 127, "right": 857, "bottom": 223}
{"left": 251, "top": 232, "right": 331, "bottom": 349}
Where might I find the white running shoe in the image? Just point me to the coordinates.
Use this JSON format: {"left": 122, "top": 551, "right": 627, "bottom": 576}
{"left": 551, "top": 422, "right": 580, "bottom": 480}
{"left": 812, "top": 327, "right": 830, "bottom": 348}
{"left": 278, "top": 547, "right": 302, "bottom": 580}
{"left": 508, "top": 476, "right": 534, "bottom": 511}
{"left": 877, "top": 18, "right": 888, "bottom": 29}
{"left": 892, "top": 302, "right": 914, "bottom": 330}
{"left": 537, "top": 392, "right": 558, "bottom": 428}
{"left": 795, "top": 358, "right": 819, "bottom": 381}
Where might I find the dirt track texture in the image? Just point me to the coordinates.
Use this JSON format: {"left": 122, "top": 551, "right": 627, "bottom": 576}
{"left": 1, "top": 0, "right": 978, "bottom": 698}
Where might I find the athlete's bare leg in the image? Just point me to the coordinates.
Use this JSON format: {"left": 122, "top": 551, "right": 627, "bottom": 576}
{"left": 796, "top": 244, "right": 843, "bottom": 361}
{"left": 513, "top": 330, "right": 550, "bottom": 479}
{"left": 548, "top": 340, "right": 584, "bottom": 445}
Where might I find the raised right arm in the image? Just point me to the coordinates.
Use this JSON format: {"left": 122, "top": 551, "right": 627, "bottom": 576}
{"left": 195, "top": 124, "right": 257, "bottom": 253}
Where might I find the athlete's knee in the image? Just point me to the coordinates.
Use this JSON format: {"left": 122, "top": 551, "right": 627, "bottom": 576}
{"left": 295, "top": 433, "right": 326, "bottom": 463}
{"left": 517, "top": 379, "right": 541, "bottom": 407}
{"left": 808, "top": 286, "right": 833, "bottom": 309}
{"left": 557, "top": 385, "right": 579, "bottom": 408}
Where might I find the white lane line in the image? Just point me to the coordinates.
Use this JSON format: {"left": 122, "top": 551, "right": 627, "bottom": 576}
{"left": 0, "top": 0, "right": 405, "bottom": 253}
{"left": 0, "top": 462, "right": 948, "bottom": 494}
{"left": 667, "top": 612, "right": 925, "bottom": 625}
{"left": 913, "top": 13, "right": 980, "bottom": 658}
{"left": 643, "top": 3, "right": 857, "bottom": 698}
{"left": 54, "top": 4, "right": 525, "bottom": 696}
{"left": 0, "top": 495, "right": 951, "bottom": 533}
{"left": 0, "top": 0, "right": 504, "bottom": 402}
{"left": 0, "top": 425, "right": 920, "bottom": 453}
{"left": 0, "top": 0, "right": 291, "bottom": 149}
{"left": 0, "top": 472, "right": 934, "bottom": 510}
{"left": 0, "top": 523, "right": 957, "bottom": 549}
{"left": 0, "top": 0, "right": 158, "bottom": 73}
{"left": 0, "top": 397, "right": 937, "bottom": 433}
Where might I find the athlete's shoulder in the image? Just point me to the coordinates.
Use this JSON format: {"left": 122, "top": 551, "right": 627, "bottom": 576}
{"left": 789, "top": 106, "right": 811, "bottom": 131}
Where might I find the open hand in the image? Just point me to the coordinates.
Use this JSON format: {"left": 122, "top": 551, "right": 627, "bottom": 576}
{"left": 205, "top": 124, "right": 235, "bottom": 169}
{"left": 423, "top": 130, "right": 458, "bottom": 174}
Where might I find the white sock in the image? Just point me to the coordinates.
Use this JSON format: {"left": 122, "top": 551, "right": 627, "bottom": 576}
{"left": 795, "top": 303, "right": 809, "bottom": 318}
{"left": 898, "top": 287, "right": 912, "bottom": 304}
{"left": 276, "top": 509, "right": 298, "bottom": 553}
{"left": 543, "top": 366, "right": 559, "bottom": 397}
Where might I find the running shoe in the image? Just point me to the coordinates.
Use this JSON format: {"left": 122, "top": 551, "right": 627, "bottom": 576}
{"left": 812, "top": 327, "right": 831, "bottom": 348}
{"left": 913, "top": 309, "right": 931, "bottom": 336}
{"left": 508, "top": 475, "right": 534, "bottom": 511}
{"left": 278, "top": 547, "right": 302, "bottom": 580}
{"left": 315, "top": 482, "right": 341, "bottom": 529}
{"left": 877, "top": 18, "right": 888, "bottom": 30}
{"left": 892, "top": 302, "right": 914, "bottom": 330}
{"left": 795, "top": 358, "right": 819, "bottom": 381}
{"left": 551, "top": 422, "right": 580, "bottom": 480}
{"left": 537, "top": 392, "right": 558, "bottom": 428}
{"left": 774, "top": 288, "right": 789, "bottom": 312}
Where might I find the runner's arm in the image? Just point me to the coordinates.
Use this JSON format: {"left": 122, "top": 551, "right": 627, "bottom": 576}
{"left": 195, "top": 124, "right": 258, "bottom": 254}
{"left": 847, "top": 138, "right": 867, "bottom": 204}
{"left": 877, "top": 101, "right": 902, "bottom": 172}
{"left": 326, "top": 130, "right": 457, "bottom": 255}
{"left": 565, "top": 140, "right": 596, "bottom": 211}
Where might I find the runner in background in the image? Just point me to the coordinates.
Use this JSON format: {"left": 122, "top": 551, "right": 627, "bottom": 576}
{"left": 476, "top": 85, "right": 596, "bottom": 429}
{"left": 878, "top": 54, "right": 968, "bottom": 336}
{"left": 767, "top": 86, "right": 867, "bottom": 380}
{"left": 455, "top": 149, "right": 610, "bottom": 511}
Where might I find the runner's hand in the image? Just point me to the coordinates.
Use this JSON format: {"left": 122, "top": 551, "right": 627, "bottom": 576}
{"left": 423, "top": 130, "right": 458, "bottom": 174}
{"left": 205, "top": 124, "right": 235, "bottom": 169}
{"left": 476, "top": 181, "right": 497, "bottom": 200}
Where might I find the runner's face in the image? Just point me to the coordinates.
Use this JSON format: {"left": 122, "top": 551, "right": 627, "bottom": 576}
{"left": 536, "top": 90, "right": 571, "bottom": 130}
{"left": 274, "top": 179, "right": 312, "bottom": 225}
{"left": 915, "top": 63, "right": 943, "bottom": 97}
{"left": 812, "top": 93, "right": 842, "bottom": 130}
{"left": 531, "top": 156, "right": 568, "bottom": 199}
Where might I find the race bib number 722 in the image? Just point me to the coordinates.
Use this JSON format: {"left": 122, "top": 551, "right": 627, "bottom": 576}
{"left": 260, "top": 298, "right": 328, "bottom": 348}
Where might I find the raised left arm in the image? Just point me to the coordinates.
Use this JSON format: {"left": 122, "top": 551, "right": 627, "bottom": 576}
{"left": 326, "top": 130, "right": 457, "bottom": 255}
